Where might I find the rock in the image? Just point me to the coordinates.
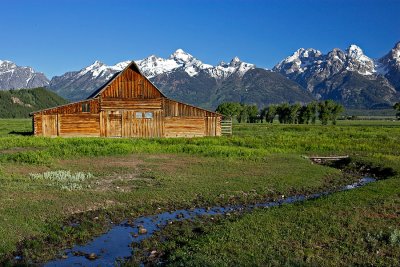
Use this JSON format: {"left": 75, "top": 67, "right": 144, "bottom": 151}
{"left": 138, "top": 227, "right": 148, "bottom": 234}
{"left": 61, "top": 254, "right": 68, "bottom": 259}
{"left": 86, "top": 253, "right": 97, "bottom": 260}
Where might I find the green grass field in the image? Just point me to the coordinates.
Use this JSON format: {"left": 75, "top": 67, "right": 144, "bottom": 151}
{"left": 0, "top": 119, "right": 399, "bottom": 265}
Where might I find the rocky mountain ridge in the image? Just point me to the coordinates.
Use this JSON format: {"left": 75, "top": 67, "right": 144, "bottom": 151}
{"left": 1, "top": 41, "right": 400, "bottom": 109}
{"left": 0, "top": 60, "right": 49, "bottom": 90}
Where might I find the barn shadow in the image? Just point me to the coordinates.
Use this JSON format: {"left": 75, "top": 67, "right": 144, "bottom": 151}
{"left": 8, "top": 130, "right": 33, "bottom": 136}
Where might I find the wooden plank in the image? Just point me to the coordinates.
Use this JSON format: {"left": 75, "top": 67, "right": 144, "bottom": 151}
{"left": 164, "top": 117, "right": 205, "bottom": 138}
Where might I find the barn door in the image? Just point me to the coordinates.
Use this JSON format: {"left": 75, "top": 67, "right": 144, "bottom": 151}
{"left": 42, "top": 115, "right": 58, "bottom": 137}
{"left": 107, "top": 111, "right": 122, "bottom": 137}
{"left": 130, "top": 110, "right": 161, "bottom": 138}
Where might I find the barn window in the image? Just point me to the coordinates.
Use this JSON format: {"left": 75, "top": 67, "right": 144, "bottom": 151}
{"left": 145, "top": 112, "right": 153, "bottom": 119}
{"left": 135, "top": 112, "right": 143, "bottom": 118}
{"left": 82, "top": 103, "right": 90, "bottom": 112}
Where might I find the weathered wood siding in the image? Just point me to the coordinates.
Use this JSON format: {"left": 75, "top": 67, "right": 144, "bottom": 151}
{"left": 101, "top": 98, "right": 162, "bottom": 110}
{"left": 101, "top": 110, "right": 164, "bottom": 138}
{"left": 43, "top": 115, "right": 57, "bottom": 137}
{"left": 37, "top": 99, "right": 99, "bottom": 115}
{"left": 164, "top": 117, "right": 206, "bottom": 138}
{"left": 59, "top": 114, "right": 100, "bottom": 137}
{"left": 100, "top": 68, "right": 162, "bottom": 99}
{"left": 163, "top": 99, "right": 215, "bottom": 117}
{"left": 33, "top": 114, "right": 43, "bottom": 136}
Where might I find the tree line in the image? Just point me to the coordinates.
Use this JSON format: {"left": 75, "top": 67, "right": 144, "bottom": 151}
{"left": 216, "top": 100, "right": 344, "bottom": 125}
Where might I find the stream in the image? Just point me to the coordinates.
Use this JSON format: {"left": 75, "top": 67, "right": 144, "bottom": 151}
{"left": 41, "top": 177, "right": 376, "bottom": 266}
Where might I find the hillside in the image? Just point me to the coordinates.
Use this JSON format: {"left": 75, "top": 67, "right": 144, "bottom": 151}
{"left": 0, "top": 87, "right": 68, "bottom": 118}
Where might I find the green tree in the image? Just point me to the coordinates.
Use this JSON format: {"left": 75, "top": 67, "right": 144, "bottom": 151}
{"left": 265, "top": 105, "right": 277, "bottom": 123}
{"left": 298, "top": 105, "right": 309, "bottom": 124}
{"left": 318, "top": 100, "right": 344, "bottom": 125}
{"left": 216, "top": 102, "right": 242, "bottom": 119}
{"left": 237, "top": 105, "right": 247, "bottom": 123}
{"left": 331, "top": 102, "right": 344, "bottom": 125}
{"left": 277, "top": 103, "right": 291, "bottom": 124}
{"left": 246, "top": 105, "right": 259, "bottom": 123}
{"left": 288, "top": 103, "right": 301, "bottom": 124}
{"left": 308, "top": 101, "right": 319, "bottom": 124}
{"left": 260, "top": 107, "right": 267, "bottom": 123}
{"left": 394, "top": 102, "right": 400, "bottom": 120}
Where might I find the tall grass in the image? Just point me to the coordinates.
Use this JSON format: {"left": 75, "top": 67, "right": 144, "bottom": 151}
{"left": 0, "top": 122, "right": 399, "bottom": 164}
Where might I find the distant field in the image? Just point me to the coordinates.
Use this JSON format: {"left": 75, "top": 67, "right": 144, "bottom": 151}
{"left": 0, "top": 119, "right": 399, "bottom": 265}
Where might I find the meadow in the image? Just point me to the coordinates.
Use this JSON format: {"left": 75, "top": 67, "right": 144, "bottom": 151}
{"left": 0, "top": 118, "right": 399, "bottom": 265}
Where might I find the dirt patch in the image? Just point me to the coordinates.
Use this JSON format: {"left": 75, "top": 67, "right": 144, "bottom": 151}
{"left": 64, "top": 200, "right": 119, "bottom": 215}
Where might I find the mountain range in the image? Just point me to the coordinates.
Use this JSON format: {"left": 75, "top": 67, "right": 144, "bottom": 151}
{"left": 1, "top": 41, "right": 399, "bottom": 109}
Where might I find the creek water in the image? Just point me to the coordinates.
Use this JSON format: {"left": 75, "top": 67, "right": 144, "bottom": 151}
{"left": 42, "top": 177, "right": 376, "bottom": 266}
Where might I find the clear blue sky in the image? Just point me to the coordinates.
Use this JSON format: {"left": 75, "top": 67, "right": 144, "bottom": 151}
{"left": 1, "top": 0, "right": 399, "bottom": 78}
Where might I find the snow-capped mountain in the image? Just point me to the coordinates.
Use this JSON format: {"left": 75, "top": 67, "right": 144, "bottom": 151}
{"left": 0, "top": 60, "right": 49, "bottom": 90}
{"left": 49, "top": 60, "right": 130, "bottom": 100}
{"left": 273, "top": 45, "right": 377, "bottom": 91}
{"left": 273, "top": 44, "right": 399, "bottom": 108}
{"left": 3, "top": 43, "right": 398, "bottom": 109}
{"left": 136, "top": 49, "right": 255, "bottom": 79}
{"left": 377, "top": 41, "right": 400, "bottom": 90}
{"left": 49, "top": 49, "right": 256, "bottom": 101}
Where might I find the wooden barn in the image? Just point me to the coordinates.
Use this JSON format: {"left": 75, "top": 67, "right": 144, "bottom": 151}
{"left": 31, "top": 61, "right": 222, "bottom": 138}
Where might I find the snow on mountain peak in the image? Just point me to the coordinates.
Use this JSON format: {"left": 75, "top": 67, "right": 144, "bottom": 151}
{"left": 344, "top": 44, "right": 375, "bottom": 75}
{"left": 0, "top": 60, "right": 17, "bottom": 69}
{"left": 0, "top": 60, "right": 49, "bottom": 89}
{"left": 275, "top": 48, "right": 322, "bottom": 74}
{"left": 170, "top": 49, "right": 194, "bottom": 63}
{"left": 232, "top": 56, "right": 241, "bottom": 62}
{"left": 77, "top": 60, "right": 129, "bottom": 79}
{"left": 347, "top": 44, "right": 365, "bottom": 59}
{"left": 135, "top": 50, "right": 254, "bottom": 79}
{"left": 277, "top": 48, "right": 323, "bottom": 72}
{"left": 391, "top": 42, "right": 400, "bottom": 61}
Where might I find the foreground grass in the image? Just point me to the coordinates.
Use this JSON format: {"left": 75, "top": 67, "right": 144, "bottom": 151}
{"left": 0, "top": 119, "right": 399, "bottom": 264}
{"left": 155, "top": 175, "right": 399, "bottom": 266}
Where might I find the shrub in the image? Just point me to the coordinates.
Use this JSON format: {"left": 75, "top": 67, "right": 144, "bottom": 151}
{"left": 29, "top": 170, "right": 93, "bottom": 191}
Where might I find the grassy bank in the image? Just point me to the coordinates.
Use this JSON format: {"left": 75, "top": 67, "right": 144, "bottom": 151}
{"left": 0, "top": 119, "right": 399, "bottom": 264}
{"left": 150, "top": 170, "right": 399, "bottom": 266}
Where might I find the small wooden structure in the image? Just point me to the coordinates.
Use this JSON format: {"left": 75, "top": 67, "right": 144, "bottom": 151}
{"left": 31, "top": 61, "right": 222, "bottom": 138}
{"left": 221, "top": 117, "right": 233, "bottom": 136}
{"left": 306, "top": 155, "right": 349, "bottom": 163}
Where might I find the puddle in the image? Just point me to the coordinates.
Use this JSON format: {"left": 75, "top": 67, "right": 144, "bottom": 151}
{"left": 40, "top": 177, "right": 376, "bottom": 266}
